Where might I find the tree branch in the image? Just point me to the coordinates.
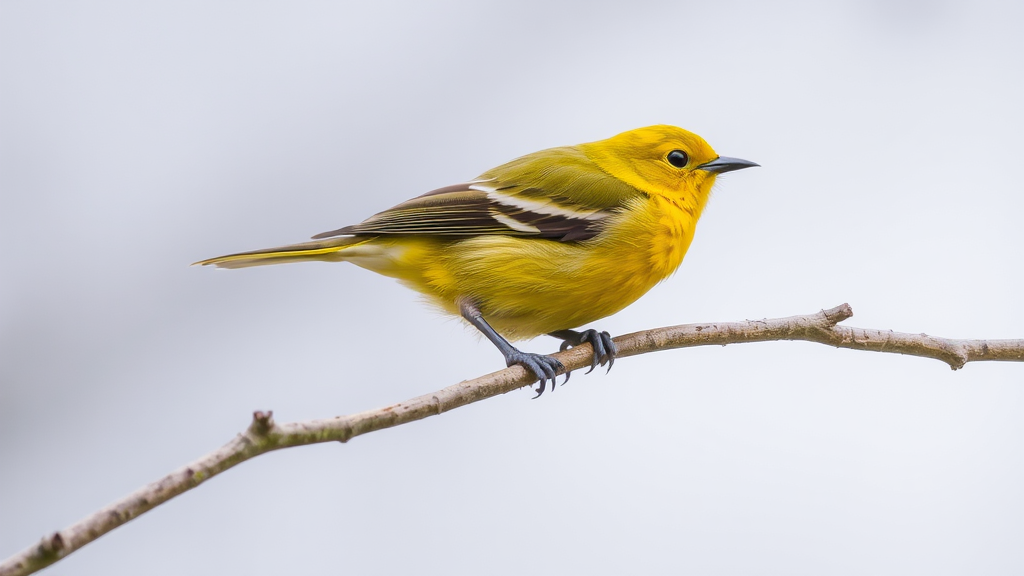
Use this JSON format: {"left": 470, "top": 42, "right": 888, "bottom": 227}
{"left": 3, "top": 303, "right": 1021, "bottom": 576}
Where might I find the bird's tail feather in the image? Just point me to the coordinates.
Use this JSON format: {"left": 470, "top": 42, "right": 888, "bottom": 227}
{"left": 193, "top": 236, "right": 371, "bottom": 269}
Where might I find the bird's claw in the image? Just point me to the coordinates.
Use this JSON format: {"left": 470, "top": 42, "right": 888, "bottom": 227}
{"left": 506, "top": 351, "right": 565, "bottom": 399}
{"left": 565, "top": 329, "right": 618, "bottom": 374}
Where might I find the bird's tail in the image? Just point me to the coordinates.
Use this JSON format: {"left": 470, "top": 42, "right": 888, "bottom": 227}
{"left": 193, "top": 236, "right": 372, "bottom": 269}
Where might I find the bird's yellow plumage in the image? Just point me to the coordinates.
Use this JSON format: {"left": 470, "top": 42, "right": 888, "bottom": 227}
{"left": 197, "top": 125, "right": 757, "bottom": 395}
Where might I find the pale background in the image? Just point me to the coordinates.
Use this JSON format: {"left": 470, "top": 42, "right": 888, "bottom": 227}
{"left": 1, "top": 1, "right": 1022, "bottom": 575}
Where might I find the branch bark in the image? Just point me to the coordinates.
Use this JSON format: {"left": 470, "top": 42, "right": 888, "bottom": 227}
{"left": 3, "top": 303, "right": 1022, "bottom": 576}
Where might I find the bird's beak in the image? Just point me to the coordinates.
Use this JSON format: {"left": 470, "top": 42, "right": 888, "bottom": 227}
{"left": 697, "top": 156, "right": 760, "bottom": 174}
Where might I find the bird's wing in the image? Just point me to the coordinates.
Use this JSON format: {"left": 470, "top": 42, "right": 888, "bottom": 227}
{"left": 313, "top": 146, "right": 643, "bottom": 242}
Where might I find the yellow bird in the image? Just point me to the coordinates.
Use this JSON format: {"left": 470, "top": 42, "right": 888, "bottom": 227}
{"left": 197, "top": 125, "right": 757, "bottom": 396}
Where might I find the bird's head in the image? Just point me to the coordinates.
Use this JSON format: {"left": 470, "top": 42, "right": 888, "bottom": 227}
{"left": 579, "top": 125, "right": 757, "bottom": 201}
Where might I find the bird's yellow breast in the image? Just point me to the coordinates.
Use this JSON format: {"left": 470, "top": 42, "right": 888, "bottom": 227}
{"left": 642, "top": 194, "right": 700, "bottom": 278}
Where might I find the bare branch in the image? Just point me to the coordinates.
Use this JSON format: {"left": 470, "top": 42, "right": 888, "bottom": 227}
{"left": 2, "top": 303, "right": 1021, "bottom": 576}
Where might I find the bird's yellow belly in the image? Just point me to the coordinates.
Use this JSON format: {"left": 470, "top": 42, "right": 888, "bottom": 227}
{"left": 345, "top": 196, "right": 699, "bottom": 340}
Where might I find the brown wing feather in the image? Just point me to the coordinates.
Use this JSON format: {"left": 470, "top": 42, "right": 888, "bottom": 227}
{"left": 312, "top": 183, "right": 611, "bottom": 241}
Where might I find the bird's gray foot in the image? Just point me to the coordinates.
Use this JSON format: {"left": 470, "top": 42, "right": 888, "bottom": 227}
{"left": 504, "top": 350, "right": 565, "bottom": 398}
{"left": 549, "top": 329, "right": 618, "bottom": 383}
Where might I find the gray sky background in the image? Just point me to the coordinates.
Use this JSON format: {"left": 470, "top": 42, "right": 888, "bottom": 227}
{"left": 1, "top": 1, "right": 1022, "bottom": 574}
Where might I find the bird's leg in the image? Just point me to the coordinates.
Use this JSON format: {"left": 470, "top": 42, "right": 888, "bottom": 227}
{"left": 458, "top": 298, "right": 564, "bottom": 398}
{"left": 548, "top": 329, "right": 618, "bottom": 382}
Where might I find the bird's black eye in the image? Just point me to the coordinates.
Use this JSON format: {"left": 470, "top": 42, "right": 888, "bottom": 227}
{"left": 666, "top": 150, "right": 689, "bottom": 168}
